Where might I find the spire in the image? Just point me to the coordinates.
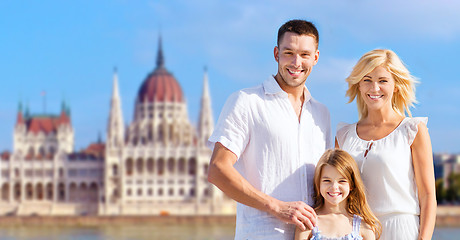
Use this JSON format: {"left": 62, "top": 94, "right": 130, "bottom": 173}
{"left": 61, "top": 99, "right": 66, "bottom": 113}
{"left": 156, "top": 35, "right": 165, "bottom": 69}
{"left": 16, "top": 101, "right": 24, "bottom": 125}
{"left": 18, "top": 101, "right": 23, "bottom": 112}
{"left": 107, "top": 68, "right": 125, "bottom": 148}
{"left": 198, "top": 66, "right": 214, "bottom": 146}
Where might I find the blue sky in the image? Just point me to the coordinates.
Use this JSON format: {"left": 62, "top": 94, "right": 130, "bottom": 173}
{"left": 1, "top": 0, "right": 459, "bottom": 153}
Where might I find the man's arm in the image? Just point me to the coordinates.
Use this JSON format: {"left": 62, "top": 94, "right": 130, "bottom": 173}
{"left": 207, "top": 142, "right": 317, "bottom": 230}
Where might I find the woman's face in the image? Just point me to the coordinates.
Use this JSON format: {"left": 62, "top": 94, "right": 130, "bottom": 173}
{"left": 358, "top": 66, "right": 397, "bottom": 112}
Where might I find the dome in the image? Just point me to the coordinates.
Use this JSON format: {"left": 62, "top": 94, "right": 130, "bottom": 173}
{"left": 136, "top": 36, "right": 184, "bottom": 103}
{"left": 137, "top": 67, "right": 183, "bottom": 103}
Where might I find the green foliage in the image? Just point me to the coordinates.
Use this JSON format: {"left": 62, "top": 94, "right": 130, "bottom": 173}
{"left": 437, "top": 172, "right": 460, "bottom": 204}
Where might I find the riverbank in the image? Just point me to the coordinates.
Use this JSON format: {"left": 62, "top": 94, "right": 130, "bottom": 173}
{"left": 1, "top": 206, "right": 459, "bottom": 227}
{"left": 0, "top": 215, "right": 236, "bottom": 227}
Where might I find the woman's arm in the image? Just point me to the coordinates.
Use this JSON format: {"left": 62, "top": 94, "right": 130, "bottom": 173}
{"left": 295, "top": 226, "right": 312, "bottom": 240}
{"left": 411, "top": 122, "right": 437, "bottom": 240}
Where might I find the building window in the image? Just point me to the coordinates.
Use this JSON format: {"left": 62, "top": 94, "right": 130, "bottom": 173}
{"left": 127, "top": 189, "right": 132, "bottom": 196}
{"left": 168, "top": 188, "right": 174, "bottom": 196}
{"left": 112, "top": 164, "right": 118, "bottom": 176}
{"left": 137, "top": 188, "right": 143, "bottom": 196}
{"left": 188, "top": 158, "right": 196, "bottom": 175}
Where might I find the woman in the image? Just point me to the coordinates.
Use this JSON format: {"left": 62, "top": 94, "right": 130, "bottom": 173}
{"left": 335, "top": 49, "right": 436, "bottom": 239}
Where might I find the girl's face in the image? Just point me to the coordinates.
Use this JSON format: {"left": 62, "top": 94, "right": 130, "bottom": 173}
{"left": 319, "top": 165, "right": 350, "bottom": 208}
{"left": 358, "top": 65, "right": 397, "bottom": 112}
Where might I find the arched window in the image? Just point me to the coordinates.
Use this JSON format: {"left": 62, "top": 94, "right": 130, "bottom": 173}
{"left": 126, "top": 158, "right": 134, "bottom": 176}
{"left": 203, "top": 164, "right": 209, "bottom": 175}
{"left": 2, "top": 183, "right": 10, "bottom": 201}
{"left": 167, "top": 158, "right": 175, "bottom": 173}
{"left": 157, "top": 158, "right": 165, "bottom": 175}
{"left": 26, "top": 183, "right": 33, "bottom": 200}
{"left": 14, "top": 183, "right": 21, "bottom": 201}
{"left": 188, "top": 158, "right": 197, "bottom": 175}
{"left": 147, "top": 158, "right": 154, "bottom": 174}
{"left": 136, "top": 158, "right": 144, "bottom": 174}
{"left": 38, "top": 146, "right": 46, "bottom": 159}
{"left": 46, "top": 183, "right": 53, "bottom": 200}
{"left": 58, "top": 183, "right": 65, "bottom": 201}
{"left": 36, "top": 183, "right": 44, "bottom": 200}
{"left": 112, "top": 164, "right": 118, "bottom": 176}
{"left": 178, "top": 158, "right": 186, "bottom": 174}
{"left": 48, "top": 146, "right": 56, "bottom": 160}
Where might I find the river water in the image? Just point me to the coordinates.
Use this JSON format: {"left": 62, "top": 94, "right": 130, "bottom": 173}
{"left": 0, "top": 223, "right": 458, "bottom": 240}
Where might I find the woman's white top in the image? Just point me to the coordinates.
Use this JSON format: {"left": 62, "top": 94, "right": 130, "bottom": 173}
{"left": 336, "top": 117, "right": 427, "bottom": 217}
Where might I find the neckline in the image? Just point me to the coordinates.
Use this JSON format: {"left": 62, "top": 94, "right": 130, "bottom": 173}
{"left": 313, "top": 215, "right": 359, "bottom": 239}
{"left": 354, "top": 117, "right": 408, "bottom": 142}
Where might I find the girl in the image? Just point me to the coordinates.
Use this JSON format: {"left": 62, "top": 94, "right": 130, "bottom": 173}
{"left": 336, "top": 49, "right": 436, "bottom": 239}
{"left": 295, "top": 149, "right": 381, "bottom": 240}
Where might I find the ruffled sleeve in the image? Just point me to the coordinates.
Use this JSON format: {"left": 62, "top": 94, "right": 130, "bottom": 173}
{"left": 405, "top": 117, "right": 428, "bottom": 145}
{"left": 336, "top": 122, "right": 353, "bottom": 148}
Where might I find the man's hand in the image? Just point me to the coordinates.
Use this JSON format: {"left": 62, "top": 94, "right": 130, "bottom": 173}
{"left": 269, "top": 200, "right": 317, "bottom": 231}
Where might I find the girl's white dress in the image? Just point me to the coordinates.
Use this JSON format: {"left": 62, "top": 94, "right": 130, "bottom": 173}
{"left": 336, "top": 117, "right": 426, "bottom": 240}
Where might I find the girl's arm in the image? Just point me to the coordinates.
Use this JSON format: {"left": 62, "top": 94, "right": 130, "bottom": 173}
{"left": 360, "top": 223, "right": 376, "bottom": 240}
{"left": 295, "top": 226, "right": 312, "bottom": 240}
{"left": 411, "top": 122, "right": 437, "bottom": 240}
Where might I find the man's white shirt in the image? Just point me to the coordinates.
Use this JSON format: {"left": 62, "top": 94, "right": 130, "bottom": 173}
{"left": 208, "top": 76, "right": 332, "bottom": 240}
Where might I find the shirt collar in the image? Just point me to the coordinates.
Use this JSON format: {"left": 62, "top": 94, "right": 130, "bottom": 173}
{"left": 263, "top": 76, "right": 312, "bottom": 103}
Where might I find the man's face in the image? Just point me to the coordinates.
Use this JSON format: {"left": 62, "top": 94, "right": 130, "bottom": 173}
{"left": 274, "top": 32, "right": 319, "bottom": 89}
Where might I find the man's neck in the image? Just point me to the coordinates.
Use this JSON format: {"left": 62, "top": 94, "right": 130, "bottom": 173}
{"left": 274, "top": 74, "right": 305, "bottom": 101}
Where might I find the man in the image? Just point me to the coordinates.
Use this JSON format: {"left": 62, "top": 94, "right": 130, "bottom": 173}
{"left": 207, "top": 19, "right": 332, "bottom": 239}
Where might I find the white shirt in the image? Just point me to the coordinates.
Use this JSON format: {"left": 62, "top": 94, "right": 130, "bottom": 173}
{"left": 208, "top": 76, "right": 332, "bottom": 240}
{"left": 336, "top": 117, "right": 426, "bottom": 217}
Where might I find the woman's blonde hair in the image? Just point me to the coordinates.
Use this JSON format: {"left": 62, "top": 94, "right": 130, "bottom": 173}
{"left": 345, "top": 49, "right": 418, "bottom": 119}
{"left": 313, "top": 149, "right": 382, "bottom": 239}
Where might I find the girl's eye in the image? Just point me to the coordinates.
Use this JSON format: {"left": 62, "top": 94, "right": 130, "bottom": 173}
{"left": 322, "top": 179, "right": 331, "bottom": 183}
{"left": 363, "top": 79, "right": 371, "bottom": 82}
{"left": 380, "top": 80, "right": 388, "bottom": 83}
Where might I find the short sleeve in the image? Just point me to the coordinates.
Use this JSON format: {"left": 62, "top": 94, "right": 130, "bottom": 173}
{"left": 335, "top": 122, "right": 352, "bottom": 148}
{"left": 406, "top": 117, "right": 428, "bottom": 145}
{"left": 207, "top": 91, "right": 250, "bottom": 159}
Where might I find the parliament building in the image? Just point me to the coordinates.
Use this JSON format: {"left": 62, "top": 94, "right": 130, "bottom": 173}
{"left": 0, "top": 38, "right": 235, "bottom": 216}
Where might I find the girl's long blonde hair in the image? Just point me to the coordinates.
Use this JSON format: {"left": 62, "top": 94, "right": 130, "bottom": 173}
{"left": 313, "top": 149, "right": 382, "bottom": 239}
{"left": 345, "top": 49, "right": 418, "bottom": 120}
